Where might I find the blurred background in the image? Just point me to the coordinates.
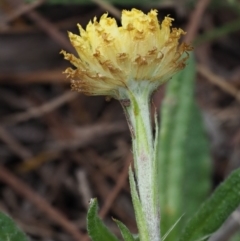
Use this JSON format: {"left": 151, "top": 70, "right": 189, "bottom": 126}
{"left": 0, "top": 0, "right": 240, "bottom": 240}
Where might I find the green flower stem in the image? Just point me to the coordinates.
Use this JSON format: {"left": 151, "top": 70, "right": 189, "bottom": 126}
{"left": 119, "top": 80, "right": 160, "bottom": 241}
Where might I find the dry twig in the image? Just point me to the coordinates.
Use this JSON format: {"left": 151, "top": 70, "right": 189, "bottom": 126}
{"left": 0, "top": 0, "right": 46, "bottom": 25}
{"left": 2, "top": 92, "right": 78, "bottom": 126}
{"left": 184, "top": 0, "right": 211, "bottom": 43}
{"left": 0, "top": 126, "right": 32, "bottom": 159}
{"left": 0, "top": 69, "right": 67, "bottom": 84}
{"left": 91, "top": 0, "right": 121, "bottom": 19}
{"left": 0, "top": 165, "right": 85, "bottom": 241}
{"left": 197, "top": 64, "right": 240, "bottom": 102}
{"left": 3, "top": 0, "right": 73, "bottom": 51}
{"left": 99, "top": 152, "right": 132, "bottom": 218}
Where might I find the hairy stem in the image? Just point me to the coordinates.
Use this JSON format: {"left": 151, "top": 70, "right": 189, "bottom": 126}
{"left": 119, "top": 80, "right": 160, "bottom": 241}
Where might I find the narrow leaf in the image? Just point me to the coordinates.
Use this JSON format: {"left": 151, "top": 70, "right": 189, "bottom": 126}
{"left": 133, "top": 234, "right": 140, "bottom": 241}
{"left": 0, "top": 212, "right": 28, "bottom": 241}
{"left": 157, "top": 53, "right": 211, "bottom": 240}
{"left": 87, "top": 199, "right": 120, "bottom": 241}
{"left": 230, "top": 232, "right": 240, "bottom": 241}
{"left": 114, "top": 218, "right": 135, "bottom": 241}
{"left": 162, "top": 214, "right": 185, "bottom": 241}
{"left": 178, "top": 168, "right": 240, "bottom": 241}
{"left": 183, "top": 101, "right": 212, "bottom": 216}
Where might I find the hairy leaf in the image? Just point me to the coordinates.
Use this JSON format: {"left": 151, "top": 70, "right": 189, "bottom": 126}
{"left": 179, "top": 169, "right": 240, "bottom": 241}
{"left": 0, "top": 212, "right": 28, "bottom": 241}
{"left": 87, "top": 199, "right": 120, "bottom": 241}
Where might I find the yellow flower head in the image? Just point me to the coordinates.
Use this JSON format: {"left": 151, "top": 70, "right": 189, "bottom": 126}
{"left": 61, "top": 8, "right": 192, "bottom": 98}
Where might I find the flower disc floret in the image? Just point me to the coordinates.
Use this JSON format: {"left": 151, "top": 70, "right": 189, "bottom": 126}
{"left": 61, "top": 8, "right": 192, "bottom": 98}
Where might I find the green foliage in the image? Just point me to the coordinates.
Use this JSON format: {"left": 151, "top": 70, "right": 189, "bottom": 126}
{"left": 157, "top": 53, "right": 211, "bottom": 241}
{"left": 87, "top": 199, "right": 120, "bottom": 241}
{"left": 0, "top": 212, "right": 28, "bottom": 241}
{"left": 178, "top": 168, "right": 240, "bottom": 241}
{"left": 183, "top": 102, "right": 212, "bottom": 217}
{"left": 230, "top": 232, "right": 240, "bottom": 241}
{"left": 113, "top": 219, "right": 135, "bottom": 241}
{"left": 87, "top": 198, "right": 141, "bottom": 241}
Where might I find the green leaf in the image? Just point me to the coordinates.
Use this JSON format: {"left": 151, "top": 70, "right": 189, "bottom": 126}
{"left": 0, "top": 212, "right": 28, "bottom": 241}
{"left": 178, "top": 168, "right": 240, "bottom": 241}
{"left": 156, "top": 53, "right": 211, "bottom": 240}
{"left": 230, "top": 231, "right": 240, "bottom": 241}
{"left": 183, "top": 102, "right": 212, "bottom": 217}
{"left": 133, "top": 234, "right": 140, "bottom": 241}
{"left": 114, "top": 219, "right": 135, "bottom": 241}
{"left": 87, "top": 199, "right": 120, "bottom": 241}
{"left": 161, "top": 214, "right": 184, "bottom": 241}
